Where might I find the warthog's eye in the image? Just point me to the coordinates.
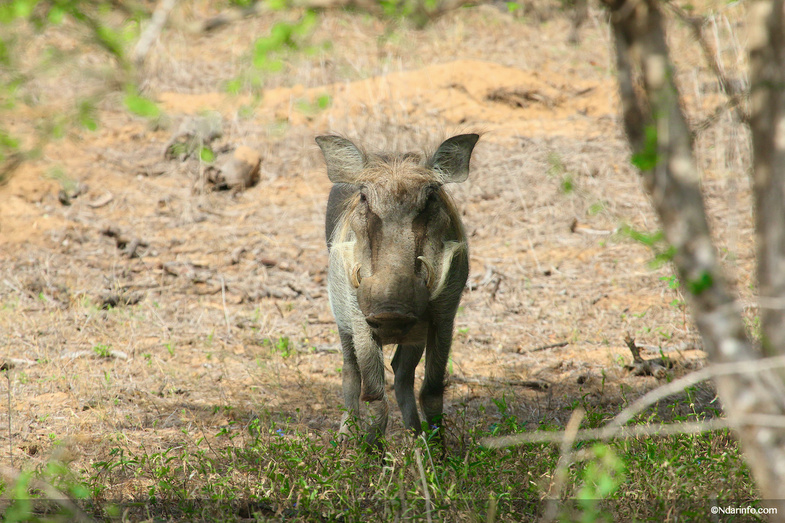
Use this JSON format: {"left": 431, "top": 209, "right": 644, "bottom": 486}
{"left": 358, "top": 190, "right": 369, "bottom": 211}
{"left": 419, "top": 185, "right": 439, "bottom": 215}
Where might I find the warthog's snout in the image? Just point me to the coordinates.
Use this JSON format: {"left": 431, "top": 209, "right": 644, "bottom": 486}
{"left": 365, "top": 311, "right": 418, "bottom": 337}
{"left": 356, "top": 272, "right": 430, "bottom": 341}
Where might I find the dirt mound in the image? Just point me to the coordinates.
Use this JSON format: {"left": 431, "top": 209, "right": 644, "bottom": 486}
{"left": 156, "top": 59, "right": 616, "bottom": 140}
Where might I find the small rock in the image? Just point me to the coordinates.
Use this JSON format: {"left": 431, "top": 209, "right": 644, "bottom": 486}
{"left": 207, "top": 145, "right": 262, "bottom": 190}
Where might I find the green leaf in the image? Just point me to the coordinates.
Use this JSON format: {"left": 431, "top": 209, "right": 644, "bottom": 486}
{"left": 687, "top": 271, "right": 714, "bottom": 295}
{"left": 0, "top": 38, "right": 10, "bottom": 66}
{"left": 225, "top": 78, "right": 242, "bottom": 95}
{"left": 631, "top": 125, "right": 659, "bottom": 171}
{"left": 95, "top": 24, "right": 125, "bottom": 60}
{"left": 649, "top": 245, "right": 677, "bottom": 269}
{"left": 294, "top": 10, "right": 317, "bottom": 37}
{"left": 0, "top": 6, "right": 12, "bottom": 24}
{"left": 560, "top": 175, "right": 574, "bottom": 194}
{"left": 0, "top": 130, "right": 19, "bottom": 150}
{"left": 199, "top": 146, "right": 215, "bottom": 163}
{"left": 317, "top": 94, "right": 331, "bottom": 109}
{"left": 77, "top": 100, "right": 98, "bottom": 131}
{"left": 269, "top": 22, "right": 294, "bottom": 47}
{"left": 621, "top": 224, "right": 663, "bottom": 247}
{"left": 260, "top": 58, "right": 283, "bottom": 72}
{"left": 14, "top": 0, "right": 36, "bottom": 19}
{"left": 51, "top": 120, "right": 66, "bottom": 139}
{"left": 124, "top": 92, "right": 160, "bottom": 118}
{"left": 48, "top": 5, "right": 65, "bottom": 24}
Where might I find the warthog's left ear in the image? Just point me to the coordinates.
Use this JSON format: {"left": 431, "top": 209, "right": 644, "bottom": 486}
{"left": 315, "top": 135, "right": 365, "bottom": 184}
{"left": 430, "top": 134, "right": 480, "bottom": 183}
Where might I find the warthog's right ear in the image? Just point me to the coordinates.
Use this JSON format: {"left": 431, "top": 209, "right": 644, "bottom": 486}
{"left": 430, "top": 134, "right": 480, "bottom": 183}
{"left": 315, "top": 136, "right": 365, "bottom": 183}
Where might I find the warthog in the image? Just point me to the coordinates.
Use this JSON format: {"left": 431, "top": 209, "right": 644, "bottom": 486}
{"left": 316, "top": 133, "right": 479, "bottom": 448}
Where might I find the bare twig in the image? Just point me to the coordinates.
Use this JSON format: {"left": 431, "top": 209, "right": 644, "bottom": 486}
{"left": 481, "top": 415, "right": 785, "bottom": 449}
{"left": 623, "top": 334, "right": 669, "bottom": 377}
{"left": 451, "top": 375, "right": 550, "bottom": 392}
{"left": 609, "top": 354, "right": 785, "bottom": 432}
{"left": 542, "top": 408, "right": 584, "bottom": 523}
{"left": 664, "top": 1, "right": 750, "bottom": 130}
{"left": 522, "top": 341, "right": 569, "bottom": 353}
{"left": 3, "top": 365, "right": 11, "bottom": 469}
{"left": 414, "top": 448, "right": 433, "bottom": 523}
{"left": 133, "top": 0, "right": 178, "bottom": 67}
{"left": 221, "top": 276, "right": 231, "bottom": 338}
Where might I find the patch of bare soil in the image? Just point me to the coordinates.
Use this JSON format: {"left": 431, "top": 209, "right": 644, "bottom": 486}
{"left": 0, "top": 0, "right": 752, "bottom": 497}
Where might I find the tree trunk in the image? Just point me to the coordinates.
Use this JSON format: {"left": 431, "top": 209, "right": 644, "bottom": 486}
{"left": 602, "top": 0, "right": 785, "bottom": 509}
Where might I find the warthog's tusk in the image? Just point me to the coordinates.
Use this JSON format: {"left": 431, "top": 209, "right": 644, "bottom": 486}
{"left": 350, "top": 263, "right": 362, "bottom": 288}
{"left": 418, "top": 256, "right": 435, "bottom": 290}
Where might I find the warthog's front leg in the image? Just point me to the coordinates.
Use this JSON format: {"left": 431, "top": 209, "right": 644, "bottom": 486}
{"left": 338, "top": 328, "right": 361, "bottom": 439}
{"left": 353, "top": 323, "right": 388, "bottom": 449}
{"left": 391, "top": 344, "right": 425, "bottom": 433}
{"left": 420, "top": 320, "right": 454, "bottom": 436}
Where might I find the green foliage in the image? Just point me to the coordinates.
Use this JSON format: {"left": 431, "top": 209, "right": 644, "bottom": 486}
{"left": 199, "top": 146, "right": 215, "bottom": 163}
{"left": 0, "top": 130, "right": 20, "bottom": 164}
{"left": 377, "top": 0, "right": 451, "bottom": 27}
{"left": 686, "top": 270, "right": 714, "bottom": 295}
{"left": 660, "top": 274, "right": 685, "bottom": 308}
{"left": 275, "top": 336, "right": 292, "bottom": 357}
{"left": 547, "top": 151, "right": 577, "bottom": 195}
{"left": 0, "top": 391, "right": 755, "bottom": 522}
{"left": 0, "top": 1, "right": 151, "bottom": 182}
{"left": 575, "top": 444, "right": 626, "bottom": 522}
{"left": 619, "top": 224, "right": 678, "bottom": 271}
{"left": 620, "top": 224, "right": 663, "bottom": 247}
{"left": 123, "top": 88, "right": 160, "bottom": 119}
{"left": 588, "top": 201, "right": 606, "bottom": 215}
{"left": 92, "top": 343, "right": 112, "bottom": 358}
{"left": 242, "top": 10, "right": 318, "bottom": 87}
{"left": 295, "top": 93, "right": 331, "bottom": 115}
{"left": 1, "top": 453, "right": 92, "bottom": 522}
{"left": 631, "top": 125, "right": 659, "bottom": 171}
{"left": 76, "top": 99, "right": 98, "bottom": 131}
{"left": 561, "top": 174, "right": 575, "bottom": 194}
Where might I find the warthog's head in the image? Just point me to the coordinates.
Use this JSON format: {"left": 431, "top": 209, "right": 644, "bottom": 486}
{"left": 317, "top": 134, "right": 479, "bottom": 341}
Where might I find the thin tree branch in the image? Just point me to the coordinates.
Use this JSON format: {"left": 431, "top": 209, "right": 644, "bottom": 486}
{"left": 133, "top": 0, "right": 178, "bottom": 68}
{"left": 481, "top": 415, "right": 785, "bottom": 448}
{"left": 664, "top": 1, "right": 750, "bottom": 130}
{"left": 541, "top": 408, "right": 584, "bottom": 523}
{"left": 608, "top": 354, "right": 785, "bottom": 431}
{"left": 601, "top": 0, "right": 785, "bottom": 507}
